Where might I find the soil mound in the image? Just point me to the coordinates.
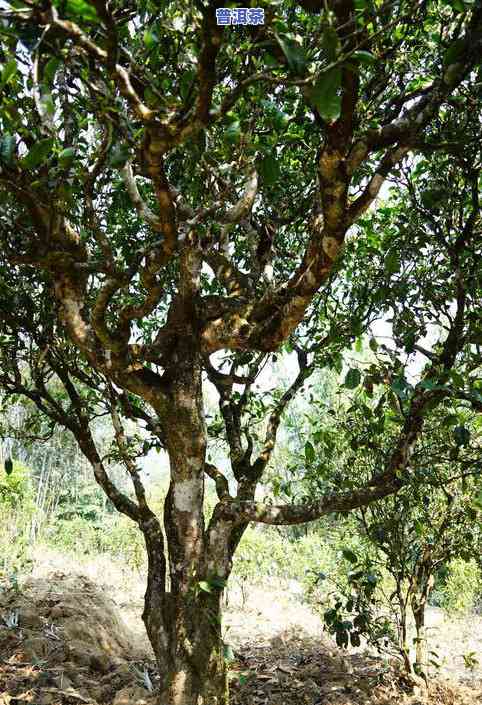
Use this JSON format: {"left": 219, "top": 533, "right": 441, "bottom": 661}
{"left": 0, "top": 572, "right": 155, "bottom": 705}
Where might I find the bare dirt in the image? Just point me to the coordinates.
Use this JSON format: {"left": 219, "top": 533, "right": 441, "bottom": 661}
{"left": 0, "top": 572, "right": 155, "bottom": 705}
{"left": 1, "top": 549, "right": 481, "bottom": 705}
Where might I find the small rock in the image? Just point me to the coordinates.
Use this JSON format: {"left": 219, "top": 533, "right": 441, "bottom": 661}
{"left": 113, "top": 685, "right": 153, "bottom": 705}
{"left": 19, "top": 609, "right": 44, "bottom": 629}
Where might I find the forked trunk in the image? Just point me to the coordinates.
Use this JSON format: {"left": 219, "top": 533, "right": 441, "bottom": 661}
{"left": 143, "top": 287, "right": 231, "bottom": 704}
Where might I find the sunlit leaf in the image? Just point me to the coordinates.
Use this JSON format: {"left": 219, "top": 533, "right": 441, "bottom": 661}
{"left": 309, "top": 68, "right": 342, "bottom": 121}
{"left": 21, "top": 138, "right": 54, "bottom": 170}
{"left": 344, "top": 368, "right": 361, "bottom": 389}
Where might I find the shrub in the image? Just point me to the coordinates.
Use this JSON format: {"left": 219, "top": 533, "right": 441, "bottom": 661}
{"left": 0, "top": 460, "right": 34, "bottom": 509}
{"left": 231, "top": 525, "right": 344, "bottom": 600}
{"left": 440, "top": 559, "right": 481, "bottom": 614}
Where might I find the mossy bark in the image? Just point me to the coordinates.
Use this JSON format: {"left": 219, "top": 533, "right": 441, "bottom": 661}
{"left": 143, "top": 582, "right": 229, "bottom": 705}
{"left": 142, "top": 282, "right": 231, "bottom": 704}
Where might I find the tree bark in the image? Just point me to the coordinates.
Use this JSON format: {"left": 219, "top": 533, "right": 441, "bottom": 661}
{"left": 145, "top": 589, "right": 228, "bottom": 705}
{"left": 411, "top": 564, "right": 434, "bottom": 683}
{"left": 398, "top": 599, "right": 413, "bottom": 676}
{"left": 144, "top": 260, "right": 231, "bottom": 703}
{"left": 140, "top": 364, "right": 231, "bottom": 705}
{"left": 413, "top": 602, "right": 427, "bottom": 676}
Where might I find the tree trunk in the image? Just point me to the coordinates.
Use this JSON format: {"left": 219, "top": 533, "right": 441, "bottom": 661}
{"left": 162, "top": 595, "right": 227, "bottom": 705}
{"left": 140, "top": 451, "right": 231, "bottom": 704}
{"left": 398, "top": 598, "right": 413, "bottom": 676}
{"left": 413, "top": 601, "right": 427, "bottom": 676}
{"left": 411, "top": 565, "right": 434, "bottom": 682}
{"left": 143, "top": 583, "right": 228, "bottom": 705}
{"left": 145, "top": 263, "right": 231, "bottom": 703}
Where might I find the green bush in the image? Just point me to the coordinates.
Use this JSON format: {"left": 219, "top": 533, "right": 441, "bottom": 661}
{"left": 45, "top": 515, "right": 106, "bottom": 554}
{"left": 99, "top": 515, "right": 146, "bottom": 570}
{"left": 44, "top": 512, "right": 146, "bottom": 569}
{"left": 0, "top": 462, "right": 35, "bottom": 586}
{"left": 232, "top": 525, "right": 343, "bottom": 598}
{"left": 439, "top": 559, "right": 482, "bottom": 614}
{"left": 0, "top": 460, "right": 34, "bottom": 509}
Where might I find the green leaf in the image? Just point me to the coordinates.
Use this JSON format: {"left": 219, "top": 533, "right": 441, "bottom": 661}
{"left": 324, "top": 608, "right": 338, "bottom": 624}
{"left": 210, "top": 576, "right": 227, "bottom": 590}
{"left": 44, "top": 57, "right": 61, "bottom": 84}
{"left": 448, "top": 0, "right": 468, "bottom": 11}
{"left": 369, "top": 337, "right": 378, "bottom": 352}
{"left": 384, "top": 251, "right": 400, "bottom": 274}
{"left": 225, "top": 121, "right": 241, "bottom": 144}
{"left": 450, "top": 370, "right": 465, "bottom": 388}
{"left": 180, "top": 69, "right": 196, "bottom": 101}
{"left": 304, "top": 440, "right": 315, "bottom": 464}
{"left": 322, "top": 27, "right": 340, "bottom": 61}
{"left": 198, "top": 581, "right": 213, "bottom": 593}
{"left": 391, "top": 375, "right": 411, "bottom": 400}
{"left": 58, "top": 147, "right": 76, "bottom": 168}
{"left": 21, "top": 138, "right": 54, "bottom": 170}
{"left": 336, "top": 630, "right": 349, "bottom": 648}
{"left": 0, "top": 134, "right": 16, "bottom": 166}
{"left": 413, "top": 520, "right": 423, "bottom": 536}
{"left": 350, "top": 631, "right": 361, "bottom": 647}
{"left": 418, "top": 378, "right": 444, "bottom": 390}
{"left": 344, "top": 367, "right": 361, "bottom": 389}
{"left": 263, "top": 52, "right": 279, "bottom": 67}
{"left": 309, "top": 68, "right": 342, "bottom": 122}
{"left": 143, "top": 30, "right": 158, "bottom": 49}
{"left": 223, "top": 643, "right": 235, "bottom": 662}
{"left": 261, "top": 100, "right": 288, "bottom": 130}
{"left": 342, "top": 548, "right": 358, "bottom": 564}
{"left": 275, "top": 34, "right": 306, "bottom": 75}
{"left": 453, "top": 425, "right": 470, "bottom": 446}
{"left": 65, "top": 0, "right": 99, "bottom": 22}
{"left": 259, "top": 154, "right": 280, "bottom": 185}
{"left": 353, "top": 50, "right": 376, "bottom": 64}
{"left": 1, "top": 59, "right": 18, "bottom": 87}
{"left": 442, "top": 413, "right": 458, "bottom": 427}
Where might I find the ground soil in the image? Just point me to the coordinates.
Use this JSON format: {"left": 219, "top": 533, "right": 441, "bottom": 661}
{"left": 1, "top": 548, "right": 481, "bottom": 705}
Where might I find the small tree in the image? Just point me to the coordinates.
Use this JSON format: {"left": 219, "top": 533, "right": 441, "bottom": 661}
{"left": 357, "top": 442, "right": 482, "bottom": 680}
{"left": 1, "top": 2, "right": 481, "bottom": 703}
{"left": 312, "top": 418, "right": 481, "bottom": 682}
